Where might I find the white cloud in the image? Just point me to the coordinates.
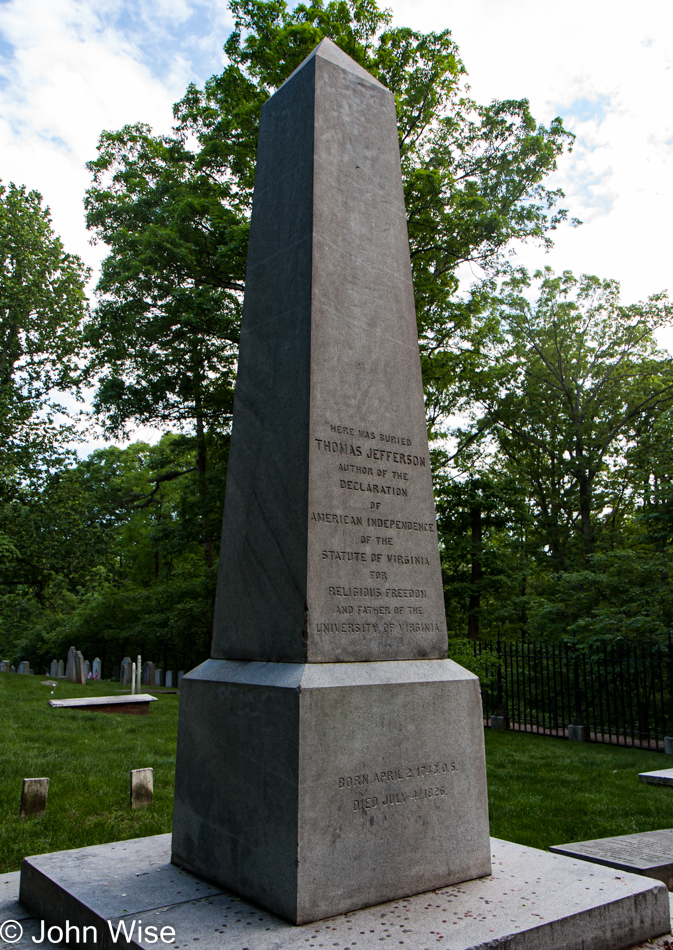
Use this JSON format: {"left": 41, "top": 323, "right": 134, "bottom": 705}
{"left": 389, "top": 0, "right": 673, "bottom": 310}
{"left": 0, "top": 0, "right": 232, "bottom": 274}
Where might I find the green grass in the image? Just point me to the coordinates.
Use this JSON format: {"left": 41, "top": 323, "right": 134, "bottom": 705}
{"left": 0, "top": 673, "right": 178, "bottom": 872}
{"left": 485, "top": 728, "right": 673, "bottom": 849}
{"left": 3, "top": 673, "right": 673, "bottom": 873}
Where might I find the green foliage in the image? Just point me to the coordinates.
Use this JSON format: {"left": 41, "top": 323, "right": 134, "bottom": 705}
{"left": 0, "top": 435, "right": 226, "bottom": 672}
{"left": 2, "top": 2, "right": 670, "bottom": 661}
{"left": 440, "top": 269, "right": 673, "bottom": 642}
{"left": 0, "top": 181, "right": 89, "bottom": 491}
{"left": 85, "top": 0, "right": 573, "bottom": 444}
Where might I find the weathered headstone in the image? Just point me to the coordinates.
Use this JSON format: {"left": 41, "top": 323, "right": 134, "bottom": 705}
{"left": 136, "top": 655, "right": 142, "bottom": 694}
{"left": 552, "top": 829, "right": 673, "bottom": 890}
{"left": 66, "top": 646, "right": 77, "bottom": 682}
{"left": 171, "top": 39, "right": 490, "bottom": 926}
{"left": 20, "top": 778, "right": 49, "bottom": 818}
{"left": 568, "top": 724, "right": 587, "bottom": 741}
{"left": 154, "top": 669, "right": 163, "bottom": 687}
{"left": 141, "top": 661, "right": 155, "bottom": 686}
{"left": 0, "top": 660, "right": 8, "bottom": 672}
{"left": 49, "top": 660, "right": 58, "bottom": 678}
{"left": 9, "top": 664, "right": 15, "bottom": 673}
{"left": 120, "top": 657, "right": 133, "bottom": 685}
{"left": 17, "top": 661, "right": 29, "bottom": 674}
{"left": 83, "top": 660, "right": 91, "bottom": 679}
{"left": 74, "top": 651, "right": 86, "bottom": 685}
{"left": 165, "top": 671, "right": 174, "bottom": 688}
{"left": 92, "top": 658, "right": 101, "bottom": 679}
{"left": 57, "top": 659, "right": 64, "bottom": 678}
{"left": 130, "top": 768, "right": 153, "bottom": 808}
{"left": 177, "top": 670, "right": 184, "bottom": 687}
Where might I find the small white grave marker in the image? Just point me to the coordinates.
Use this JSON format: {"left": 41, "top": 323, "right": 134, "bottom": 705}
{"left": 20, "top": 778, "right": 49, "bottom": 818}
{"left": 130, "top": 768, "right": 153, "bottom": 808}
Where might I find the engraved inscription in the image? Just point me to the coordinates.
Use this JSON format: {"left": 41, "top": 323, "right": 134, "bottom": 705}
{"left": 310, "top": 418, "right": 442, "bottom": 641}
{"left": 315, "top": 438, "right": 427, "bottom": 468}
{"left": 337, "top": 762, "right": 458, "bottom": 814}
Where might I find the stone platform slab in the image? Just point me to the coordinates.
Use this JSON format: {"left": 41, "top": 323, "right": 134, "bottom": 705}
{"left": 12, "top": 835, "right": 670, "bottom": 950}
{"left": 639, "top": 768, "right": 673, "bottom": 786}
{"left": 48, "top": 695, "right": 158, "bottom": 715}
{"left": 552, "top": 828, "right": 673, "bottom": 889}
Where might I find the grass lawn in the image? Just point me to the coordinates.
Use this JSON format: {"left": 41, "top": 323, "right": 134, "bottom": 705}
{"left": 0, "top": 673, "right": 178, "bottom": 872}
{"left": 485, "top": 728, "right": 673, "bottom": 849}
{"left": 3, "top": 672, "right": 673, "bottom": 873}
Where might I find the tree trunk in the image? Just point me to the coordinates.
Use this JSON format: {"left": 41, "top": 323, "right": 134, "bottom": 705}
{"left": 467, "top": 500, "right": 482, "bottom": 641}
{"left": 195, "top": 391, "right": 214, "bottom": 569}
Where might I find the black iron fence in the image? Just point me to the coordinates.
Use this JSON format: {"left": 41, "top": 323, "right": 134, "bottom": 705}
{"left": 475, "top": 637, "right": 673, "bottom": 749}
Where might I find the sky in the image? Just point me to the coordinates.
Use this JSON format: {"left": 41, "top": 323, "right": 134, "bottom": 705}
{"left": 1, "top": 0, "right": 672, "bottom": 445}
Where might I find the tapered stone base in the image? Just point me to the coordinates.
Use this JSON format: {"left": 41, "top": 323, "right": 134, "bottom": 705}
{"left": 171, "top": 659, "right": 491, "bottom": 924}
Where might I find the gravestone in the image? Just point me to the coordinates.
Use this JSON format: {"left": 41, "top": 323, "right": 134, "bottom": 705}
{"left": 10, "top": 664, "right": 15, "bottom": 673}
{"left": 92, "top": 657, "right": 101, "bottom": 679}
{"left": 177, "top": 670, "right": 184, "bottom": 687}
{"left": 141, "top": 661, "right": 155, "bottom": 686}
{"left": 130, "top": 768, "right": 154, "bottom": 808}
{"left": 154, "top": 668, "right": 163, "bottom": 687}
{"left": 66, "top": 646, "right": 77, "bottom": 682}
{"left": 49, "top": 660, "right": 58, "bottom": 678}
{"left": 552, "top": 829, "right": 673, "bottom": 890}
{"left": 120, "top": 657, "right": 132, "bottom": 685}
{"left": 83, "top": 660, "right": 91, "bottom": 679}
{"left": 57, "top": 659, "right": 64, "bottom": 678}
{"left": 18, "top": 661, "right": 29, "bottom": 674}
{"left": 20, "top": 778, "right": 49, "bottom": 818}
{"left": 74, "top": 651, "right": 86, "bottom": 685}
{"left": 171, "top": 39, "right": 490, "bottom": 926}
{"left": 0, "top": 660, "right": 8, "bottom": 672}
{"left": 165, "top": 671, "right": 174, "bottom": 688}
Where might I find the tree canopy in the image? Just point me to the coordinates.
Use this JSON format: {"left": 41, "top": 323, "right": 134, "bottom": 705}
{"left": 1, "top": 0, "right": 671, "bottom": 675}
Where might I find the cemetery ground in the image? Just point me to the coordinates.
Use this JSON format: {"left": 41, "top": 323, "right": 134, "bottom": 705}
{"left": 3, "top": 673, "right": 673, "bottom": 873}
{"left": 0, "top": 674, "right": 177, "bottom": 872}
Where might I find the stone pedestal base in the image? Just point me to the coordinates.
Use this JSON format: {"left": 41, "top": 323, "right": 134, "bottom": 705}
{"left": 16, "top": 835, "right": 671, "bottom": 950}
{"left": 171, "top": 659, "right": 491, "bottom": 924}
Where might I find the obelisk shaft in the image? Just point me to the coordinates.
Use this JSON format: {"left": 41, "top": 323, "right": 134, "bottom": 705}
{"left": 213, "top": 40, "right": 447, "bottom": 662}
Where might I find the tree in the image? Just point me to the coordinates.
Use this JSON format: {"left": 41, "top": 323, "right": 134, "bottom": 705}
{"left": 84, "top": 0, "right": 575, "bottom": 537}
{"left": 0, "top": 181, "right": 89, "bottom": 486}
{"left": 459, "top": 269, "right": 673, "bottom": 564}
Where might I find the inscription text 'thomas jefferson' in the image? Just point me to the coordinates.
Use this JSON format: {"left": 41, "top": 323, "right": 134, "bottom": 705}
{"left": 314, "top": 439, "right": 427, "bottom": 467}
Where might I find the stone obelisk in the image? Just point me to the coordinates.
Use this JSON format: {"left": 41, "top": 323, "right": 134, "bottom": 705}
{"left": 172, "top": 38, "right": 491, "bottom": 925}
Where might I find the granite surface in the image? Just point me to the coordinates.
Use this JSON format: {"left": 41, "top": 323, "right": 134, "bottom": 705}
{"left": 552, "top": 828, "right": 673, "bottom": 890}
{"left": 172, "top": 659, "right": 491, "bottom": 923}
{"left": 15, "top": 836, "right": 671, "bottom": 950}
{"left": 211, "top": 37, "right": 447, "bottom": 664}
{"left": 639, "top": 769, "right": 673, "bottom": 786}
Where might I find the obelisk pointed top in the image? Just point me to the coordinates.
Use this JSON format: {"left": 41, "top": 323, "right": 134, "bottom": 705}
{"left": 275, "top": 37, "right": 387, "bottom": 95}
